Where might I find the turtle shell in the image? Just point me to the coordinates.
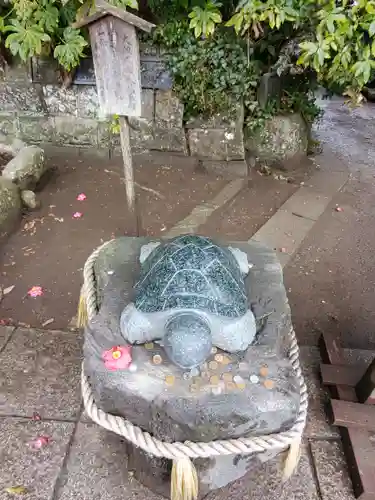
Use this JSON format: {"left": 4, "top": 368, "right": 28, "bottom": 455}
{"left": 134, "top": 235, "right": 247, "bottom": 318}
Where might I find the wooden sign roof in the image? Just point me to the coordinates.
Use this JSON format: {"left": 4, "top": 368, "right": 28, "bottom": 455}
{"left": 73, "top": 0, "right": 155, "bottom": 32}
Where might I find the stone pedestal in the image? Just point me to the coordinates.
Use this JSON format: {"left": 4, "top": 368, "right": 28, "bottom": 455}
{"left": 83, "top": 237, "right": 299, "bottom": 497}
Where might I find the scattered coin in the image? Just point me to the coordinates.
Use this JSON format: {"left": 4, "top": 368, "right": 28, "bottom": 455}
{"left": 211, "top": 346, "right": 218, "bottom": 354}
{"left": 264, "top": 379, "right": 275, "bottom": 390}
{"left": 208, "top": 361, "right": 218, "bottom": 370}
{"left": 165, "top": 375, "right": 175, "bottom": 386}
{"left": 249, "top": 374, "right": 260, "bottom": 384}
{"left": 221, "top": 355, "right": 231, "bottom": 365}
{"left": 259, "top": 365, "right": 269, "bottom": 377}
{"left": 128, "top": 363, "right": 138, "bottom": 373}
{"left": 214, "top": 354, "right": 224, "bottom": 363}
{"left": 210, "top": 375, "right": 219, "bottom": 385}
{"left": 190, "top": 367, "right": 200, "bottom": 377}
{"left": 222, "top": 372, "right": 233, "bottom": 382}
{"left": 145, "top": 343, "right": 154, "bottom": 350}
{"left": 236, "top": 382, "right": 246, "bottom": 390}
{"left": 153, "top": 354, "right": 163, "bottom": 365}
{"left": 226, "top": 381, "right": 236, "bottom": 390}
{"left": 189, "top": 383, "right": 199, "bottom": 393}
{"left": 183, "top": 372, "right": 192, "bottom": 380}
{"left": 211, "top": 386, "right": 222, "bottom": 395}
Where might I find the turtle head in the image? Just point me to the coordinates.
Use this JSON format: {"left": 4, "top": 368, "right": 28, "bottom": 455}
{"left": 163, "top": 312, "right": 212, "bottom": 370}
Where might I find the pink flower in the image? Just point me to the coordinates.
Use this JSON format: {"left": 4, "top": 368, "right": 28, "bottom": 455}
{"left": 73, "top": 212, "right": 83, "bottom": 218}
{"left": 28, "top": 286, "right": 43, "bottom": 298}
{"left": 30, "top": 435, "right": 50, "bottom": 449}
{"left": 77, "top": 193, "right": 87, "bottom": 201}
{"left": 102, "top": 345, "right": 132, "bottom": 371}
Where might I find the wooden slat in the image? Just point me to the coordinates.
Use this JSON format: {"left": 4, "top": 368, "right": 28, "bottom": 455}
{"left": 96, "top": 0, "right": 155, "bottom": 32}
{"left": 321, "top": 363, "right": 362, "bottom": 387}
{"left": 320, "top": 332, "right": 375, "bottom": 500}
{"left": 89, "top": 17, "right": 141, "bottom": 116}
{"left": 356, "top": 359, "right": 375, "bottom": 405}
{"left": 331, "top": 400, "right": 375, "bottom": 431}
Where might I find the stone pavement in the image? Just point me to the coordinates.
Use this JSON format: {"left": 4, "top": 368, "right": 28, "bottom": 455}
{"left": 0, "top": 325, "right": 365, "bottom": 500}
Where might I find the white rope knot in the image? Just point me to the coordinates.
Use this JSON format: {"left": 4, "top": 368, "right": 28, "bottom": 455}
{"left": 80, "top": 240, "right": 308, "bottom": 500}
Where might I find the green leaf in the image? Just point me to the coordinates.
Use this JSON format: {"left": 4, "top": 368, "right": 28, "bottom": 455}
{"left": 369, "top": 20, "right": 375, "bottom": 36}
{"left": 53, "top": 27, "right": 87, "bottom": 70}
{"left": 372, "top": 40, "right": 375, "bottom": 57}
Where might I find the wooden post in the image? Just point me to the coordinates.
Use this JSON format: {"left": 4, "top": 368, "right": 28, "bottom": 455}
{"left": 356, "top": 358, "right": 375, "bottom": 405}
{"left": 119, "top": 116, "right": 135, "bottom": 213}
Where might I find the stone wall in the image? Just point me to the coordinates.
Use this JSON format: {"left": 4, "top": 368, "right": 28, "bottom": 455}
{"left": 0, "top": 48, "right": 247, "bottom": 176}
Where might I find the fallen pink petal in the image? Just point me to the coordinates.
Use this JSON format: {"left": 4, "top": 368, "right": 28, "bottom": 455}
{"left": 73, "top": 212, "right": 83, "bottom": 218}
{"left": 28, "top": 286, "right": 43, "bottom": 298}
{"left": 335, "top": 206, "right": 343, "bottom": 212}
{"left": 30, "top": 435, "right": 50, "bottom": 449}
{"left": 31, "top": 412, "right": 41, "bottom": 421}
{"left": 77, "top": 193, "right": 87, "bottom": 201}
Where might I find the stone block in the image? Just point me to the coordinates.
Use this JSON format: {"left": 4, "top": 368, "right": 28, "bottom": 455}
{"left": 2, "top": 145, "right": 46, "bottom": 190}
{"left": 0, "top": 82, "right": 44, "bottom": 114}
{"left": 77, "top": 86, "right": 100, "bottom": 118}
{"left": 188, "top": 128, "right": 245, "bottom": 161}
{"left": 0, "top": 328, "right": 83, "bottom": 419}
{"left": 155, "top": 90, "right": 183, "bottom": 128}
{"left": 97, "top": 120, "right": 112, "bottom": 149}
{"left": 18, "top": 115, "right": 55, "bottom": 144}
{"left": 141, "top": 59, "right": 173, "bottom": 90}
{"left": 152, "top": 127, "right": 187, "bottom": 154}
{"left": 185, "top": 102, "right": 244, "bottom": 130}
{"left": 54, "top": 116, "right": 99, "bottom": 146}
{"left": 244, "top": 113, "right": 309, "bottom": 168}
{"left": 43, "top": 84, "right": 78, "bottom": 115}
{"left": 0, "top": 419, "right": 75, "bottom": 500}
{"left": 0, "top": 178, "right": 22, "bottom": 242}
{"left": 206, "top": 445, "right": 319, "bottom": 500}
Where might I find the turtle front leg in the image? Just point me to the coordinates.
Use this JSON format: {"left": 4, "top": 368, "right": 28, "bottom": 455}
{"left": 120, "top": 303, "right": 160, "bottom": 344}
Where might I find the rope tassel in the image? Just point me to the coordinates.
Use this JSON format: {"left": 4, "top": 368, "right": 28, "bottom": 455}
{"left": 171, "top": 458, "right": 198, "bottom": 500}
{"left": 282, "top": 437, "right": 302, "bottom": 481}
{"left": 77, "top": 285, "right": 88, "bottom": 329}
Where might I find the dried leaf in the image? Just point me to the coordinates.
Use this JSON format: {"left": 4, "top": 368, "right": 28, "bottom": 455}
{"left": 42, "top": 318, "right": 54, "bottom": 327}
{"left": 4, "top": 486, "right": 29, "bottom": 495}
{"left": 3, "top": 285, "right": 15, "bottom": 296}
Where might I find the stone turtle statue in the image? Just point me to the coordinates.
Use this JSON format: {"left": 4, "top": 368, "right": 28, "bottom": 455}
{"left": 120, "top": 234, "right": 256, "bottom": 369}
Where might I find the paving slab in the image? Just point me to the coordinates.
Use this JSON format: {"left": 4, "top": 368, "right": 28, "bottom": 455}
{"left": 0, "top": 325, "right": 14, "bottom": 351}
{"left": 304, "top": 170, "right": 349, "bottom": 197}
{"left": 251, "top": 209, "right": 315, "bottom": 267}
{"left": 0, "top": 328, "right": 82, "bottom": 419}
{"left": 205, "top": 444, "right": 319, "bottom": 500}
{"left": 280, "top": 189, "right": 331, "bottom": 221}
{"left": 55, "top": 422, "right": 163, "bottom": 500}
{"left": 310, "top": 440, "right": 355, "bottom": 500}
{"left": 299, "top": 346, "right": 339, "bottom": 439}
{"left": 0, "top": 418, "right": 75, "bottom": 500}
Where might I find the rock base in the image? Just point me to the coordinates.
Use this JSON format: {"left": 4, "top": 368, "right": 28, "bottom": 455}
{"left": 125, "top": 440, "right": 282, "bottom": 499}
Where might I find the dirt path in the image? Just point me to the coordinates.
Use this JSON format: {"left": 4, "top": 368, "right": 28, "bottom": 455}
{"left": 285, "top": 98, "right": 375, "bottom": 350}
{"left": 0, "top": 151, "right": 226, "bottom": 330}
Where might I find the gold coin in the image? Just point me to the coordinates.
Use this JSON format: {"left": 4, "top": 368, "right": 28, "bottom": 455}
{"left": 165, "top": 375, "right": 175, "bottom": 385}
{"left": 226, "top": 381, "right": 236, "bottom": 390}
{"left": 215, "top": 354, "right": 224, "bottom": 363}
{"left": 259, "top": 365, "right": 269, "bottom": 377}
{"left": 221, "top": 356, "right": 231, "bottom": 366}
{"left": 236, "top": 382, "right": 246, "bottom": 390}
{"left": 190, "top": 383, "right": 199, "bottom": 393}
{"left": 222, "top": 373, "right": 233, "bottom": 382}
{"left": 145, "top": 342, "right": 154, "bottom": 350}
{"left": 153, "top": 354, "right": 163, "bottom": 365}
{"left": 208, "top": 361, "right": 218, "bottom": 370}
{"left": 210, "top": 375, "right": 219, "bottom": 385}
{"left": 264, "top": 379, "right": 275, "bottom": 390}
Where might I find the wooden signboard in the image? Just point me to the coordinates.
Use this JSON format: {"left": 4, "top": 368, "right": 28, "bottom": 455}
{"left": 73, "top": 2, "right": 155, "bottom": 227}
{"left": 89, "top": 16, "right": 141, "bottom": 117}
